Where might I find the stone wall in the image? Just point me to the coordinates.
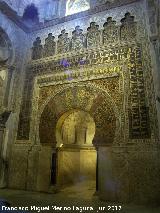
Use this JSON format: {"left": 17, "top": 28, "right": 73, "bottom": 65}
{"left": 57, "top": 147, "right": 96, "bottom": 186}
{"left": 145, "top": 0, "right": 160, "bottom": 138}
{"left": 11, "top": 1, "right": 160, "bottom": 204}
{"left": 98, "top": 145, "right": 160, "bottom": 204}
{"left": 0, "top": 10, "right": 30, "bottom": 189}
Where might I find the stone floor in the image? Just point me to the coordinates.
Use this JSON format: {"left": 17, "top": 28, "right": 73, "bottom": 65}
{"left": 0, "top": 181, "right": 160, "bottom": 213}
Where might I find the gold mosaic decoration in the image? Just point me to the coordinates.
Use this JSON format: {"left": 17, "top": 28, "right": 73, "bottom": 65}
{"left": 17, "top": 12, "right": 152, "bottom": 144}
{"left": 39, "top": 84, "right": 117, "bottom": 145}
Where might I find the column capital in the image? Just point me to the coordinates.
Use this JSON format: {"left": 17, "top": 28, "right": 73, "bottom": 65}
{"left": 0, "top": 111, "right": 11, "bottom": 128}
{"left": 0, "top": 124, "right": 5, "bottom": 130}
{"left": 0, "top": 64, "right": 7, "bottom": 72}
{"left": 0, "top": 63, "right": 16, "bottom": 72}
{"left": 150, "top": 35, "right": 159, "bottom": 44}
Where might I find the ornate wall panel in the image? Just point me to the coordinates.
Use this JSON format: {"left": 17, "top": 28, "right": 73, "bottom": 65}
{"left": 2, "top": 0, "right": 159, "bottom": 203}
{"left": 128, "top": 46, "right": 151, "bottom": 139}
{"left": 31, "top": 12, "right": 137, "bottom": 60}
{"left": 16, "top": 3, "right": 158, "bottom": 145}
{"left": 17, "top": 41, "right": 153, "bottom": 145}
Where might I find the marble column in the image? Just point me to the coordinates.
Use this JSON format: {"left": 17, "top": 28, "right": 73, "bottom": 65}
{"left": 0, "top": 124, "right": 6, "bottom": 188}
{"left": 3, "top": 66, "right": 14, "bottom": 108}
{"left": 0, "top": 126, "right": 4, "bottom": 161}
{"left": 0, "top": 111, "right": 11, "bottom": 188}
{"left": 98, "top": 145, "right": 117, "bottom": 201}
{"left": 150, "top": 38, "right": 160, "bottom": 138}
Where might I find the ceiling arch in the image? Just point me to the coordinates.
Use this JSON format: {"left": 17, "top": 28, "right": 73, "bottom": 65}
{"left": 0, "top": 27, "right": 13, "bottom": 65}
{"left": 2, "top": 0, "right": 115, "bottom": 23}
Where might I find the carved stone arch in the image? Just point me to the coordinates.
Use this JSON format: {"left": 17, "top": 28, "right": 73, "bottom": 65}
{"left": 0, "top": 22, "right": 17, "bottom": 66}
{"left": 39, "top": 83, "right": 120, "bottom": 147}
{"left": 0, "top": 16, "right": 16, "bottom": 66}
{"left": 0, "top": 26, "right": 15, "bottom": 110}
{"left": 55, "top": 109, "right": 96, "bottom": 147}
{"left": 39, "top": 82, "right": 120, "bottom": 117}
{"left": 0, "top": 28, "right": 13, "bottom": 65}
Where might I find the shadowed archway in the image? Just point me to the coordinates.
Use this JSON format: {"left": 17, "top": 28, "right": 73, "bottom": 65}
{"left": 38, "top": 85, "right": 119, "bottom": 192}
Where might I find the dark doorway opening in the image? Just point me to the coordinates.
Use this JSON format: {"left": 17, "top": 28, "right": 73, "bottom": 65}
{"left": 51, "top": 152, "right": 57, "bottom": 185}
{"left": 96, "top": 150, "right": 98, "bottom": 192}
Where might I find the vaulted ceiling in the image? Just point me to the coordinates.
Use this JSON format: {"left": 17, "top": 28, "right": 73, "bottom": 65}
{"left": 1, "top": 0, "right": 114, "bottom": 23}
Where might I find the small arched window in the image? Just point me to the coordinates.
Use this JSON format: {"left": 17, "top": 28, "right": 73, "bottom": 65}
{"left": 65, "top": 0, "right": 90, "bottom": 16}
{"left": 22, "top": 3, "right": 39, "bottom": 23}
